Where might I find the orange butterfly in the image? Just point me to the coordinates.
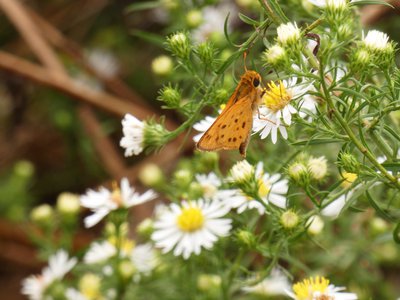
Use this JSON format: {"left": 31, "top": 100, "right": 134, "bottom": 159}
{"left": 196, "top": 70, "right": 263, "bottom": 157}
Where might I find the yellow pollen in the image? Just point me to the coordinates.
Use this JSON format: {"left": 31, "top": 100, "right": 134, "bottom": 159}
{"left": 292, "top": 276, "right": 330, "bottom": 300}
{"left": 109, "top": 236, "right": 135, "bottom": 254}
{"left": 219, "top": 104, "right": 226, "bottom": 111}
{"left": 111, "top": 182, "right": 123, "bottom": 206}
{"left": 263, "top": 80, "right": 292, "bottom": 112}
{"left": 177, "top": 207, "right": 204, "bottom": 232}
{"left": 258, "top": 178, "right": 271, "bottom": 198}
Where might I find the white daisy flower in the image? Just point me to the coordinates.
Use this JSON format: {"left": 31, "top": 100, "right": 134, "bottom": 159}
{"left": 151, "top": 199, "right": 232, "bottom": 259}
{"left": 287, "top": 276, "right": 358, "bottom": 300}
{"left": 307, "top": 0, "right": 349, "bottom": 8}
{"left": 66, "top": 288, "right": 89, "bottom": 300}
{"left": 84, "top": 241, "right": 117, "bottom": 264}
{"left": 193, "top": 115, "right": 216, "bottom": 142}
{"left": 321, "top": 190, "right": 354, "bottom": 219}
{"left": 192, "top": 3, "right": 237, "bottom": 43}
{"left": 85, "top": 48, "right": 119, "bottom": 79}
{"left": 120, "top": 114, "right": 145, "bottom": 156}
{"left": 80, "top": 178, "right": 156, "bottom": 228}
{"left": 362, "top": 30, "right": 390, "bottom": 52}
{"left": 242, "top": 268, "right": 291, "bottom": 296}
{"left": 131, "top": 243, "right": 159, "bottom": 274}
{"left": 253, "top": 78, "right": 312, "bottom": 144}
{"left": 21, "top": 250, "right": 77, "bottom": 300}
{"left": 195, "top": 172, "right": 238, "bottom": 201}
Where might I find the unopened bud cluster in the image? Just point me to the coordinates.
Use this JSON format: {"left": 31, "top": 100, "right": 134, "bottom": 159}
{"left": 158, "top": 85, "right": 181, "bottom": 109}
{"left": 167, "top": 32, "right": 191, "bottom": 60}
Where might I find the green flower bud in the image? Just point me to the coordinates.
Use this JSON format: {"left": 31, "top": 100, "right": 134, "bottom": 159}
{"left": 370, "top": 217, "right": 388, "bottom": 235}
{"left": 196, "top": 41, "right": 216, "bottom": 68}
{"left": 197, "top": 274, "right": 222, "bottom": 292}
{"left": 136, "top": 218, "right": 154, "bottom": 239}
{"left": 337, "top": 23, "right": 352, "bottom": 41}
{"left": 167, "top": 32, "right": 191, "bottom": 60}
{"left": 230, "top": 160, "right": 255, "bottom": 184}
{"left": 143, "top": 119, "right": 171, "bottom": 153}
{"left": 158, "top": 85, "right": 181, "bottom": 109}
{"left": 325, "top": 0, "right": 349, "bottom": 24}
{"left": 30, "top": 204, "right": 53, "bottom": 226}
{"left": 56, "top": 192, "right": 80, "bottom": 216}
{"left": 79, "top": 273, "right": 102, "bottom": 299}
{"left": 151, "top": 55, "right": 173, "bottom": 76}
{"left": 188, "top": 182, "right": 204, "bottom": 199}
{"left": 173, "top": 169, "right": 193, "bottom": 188}
{"left": 139, "top": 163, "right": 164, "bottom": 187}
{"left": 186, "top": 10, "right": 203, "bottom": 28}
{"left": 280, "top": 210, "right": 299, "bottom": 229}
{"left": 236, "top": 230, "right": 256, "bottom": 248}
{"left": 214, "top": 88, "right": 229, "bottom": 105}
{"left": 118, "top": 260, "right": 136, "bottom": 280}
{"left": 263, "top": 44, "right": 287, "bottom": 68}
{"left": 287, "top": 162, "right": 310, "bottom": 187}
{"left": 14, "top": 160, "right": 34, "bottom": 178}
{"left": 339, "top": 152, "right": 360, "bottom": 174}
{"left": 350, "top": 48, "right": 371, "bottom": 72}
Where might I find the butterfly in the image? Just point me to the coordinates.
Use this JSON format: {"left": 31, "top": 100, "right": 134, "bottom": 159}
{"left": 196, "top": 70, "right": 263, "bottom": 157}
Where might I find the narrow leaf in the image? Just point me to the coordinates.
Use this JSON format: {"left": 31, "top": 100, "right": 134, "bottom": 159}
{"left": 366, "top": 191, "right": 395, "bottom": 222}
{"left": 238, "top": 13, "right": 260, "bottom": 26}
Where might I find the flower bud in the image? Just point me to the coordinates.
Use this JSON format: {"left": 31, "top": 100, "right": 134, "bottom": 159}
{"left": 151, "top": 55, "right": 173, "bottom": 76}
{"left": 263, "top": 44, "right": 287, "bottom": 68}
{"left": 276, "top": 22, "right": 301, "bottom": 49}
{"left": 307, "top": 215, "right": 324, "bottom": 235}
{"left": 350, "top": 48, "right": 370, "bottom": 72}
{"left": 14, "top": 160, "right": 34, "bottom": 178}
{"left": 325, "top": 0, "right": 348, "bottom": 24}
{"left": 214, "top": 89, "right": 229, "bottom": 105}
{"left": 337, "top": 23, "right": 352, "bottom": 40}
{"left": 230, "top": 160, "right": 255, "bottom": 184}
{"left": 161, "top": 0, "right": 178, "bottom": 10}
{"left": 79, "top": 273, "right": 101, "bottom": 299}
{"left": 173, "top": 169, "right": 193, "bottom": 188}
{"left": 30, "top": 204, "right": 53, "bottom": 225}
{"left": 167, "top": 32, "right": 191, "bottom": 60}
{"left": 56, "top": 192, "right": 80, "bottom": 216}
{"left": 287, "top": 162, "right": 310, "bottom": 187}
{"left": 280, "top": 210, "right": 299, "bottom": 229}
{"left": 339, "top": 152, "right": 360, "bottom": 174}
{"left": 370, "top": 217, "right": 388, "bottom": 235}
{"left": 158, "top": 85, "right": 181, "bottom": 109}
{"left": 118, "top": 260, "right": 136, "bottom": 280}
{"left": 307, "top": 156, "right": 328, "bottom": 181}
{"left": 362, "top": 30, "right": 395, "bottom": 67}
{"left": 143, "top": 119, "right": 171, "bottom": 153}
{"left": 197, "top": 274, "right": 222, "bottom": 292}
{"left": 236, "top": 230, "right": 256, "bottom": 248}
{"left": 196, "top": 42, "right": 215, "bottom": 68}
{"left": 139, "top": 163, "right": 164, "bottom": 187}
{"left": 136, "top": 218, "right": 154, "bottom": 239}
{"left": 188, "top": 182, "right": 205, "bottom": 199}
{"left": 186, "top": 10, "right": 203, "bottom": 28}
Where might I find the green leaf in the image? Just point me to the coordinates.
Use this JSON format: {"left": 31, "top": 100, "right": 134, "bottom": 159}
{"left": 381, "top": 162, "right": 400, "bottom": 172}
{"left": 238, "top": 13, "right": 260, "bottom": 26}
{"left": 130, "top": 30, "right": 165, "bottom": 47}
{"left": 384, "top": 125, "right": 400, "bottom": 142}
{"left": 291, "top": 138, "right": 344, "bottom": 146}
{"left": 393, "top": 222, "right": 400, "bottom": 244}
{"left": 265, "top": 0, "right": 289, "bottom": 23}
{"left": 351, "top": 0, "right": 394, "bottom": 8}
{"left": 125, "top": 1, "right": 160, "bottom": 13}
{"left": 223, "top": 13, "right": 235, "bottom": 47}
{"left": 366, "top": 190, "right": 396, "bottom": 222}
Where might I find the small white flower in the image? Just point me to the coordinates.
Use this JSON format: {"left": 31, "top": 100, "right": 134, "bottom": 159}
{"left": 307, "top": 0, "right": 350, "bottom": 8}
{"left": 307, "top": 215, "right": 324, "bottom": 235}
{"left": 85, "top": 48, "right": 119, "bottom": 78}
{"left": 277, "top": 22, "right": 301, "bottom": 46}
{"left": 80, "top": 178, "right": 156, "bottom": 227}
{"left": 253, "top": 77, "right": 312, "bottom": 143}
{"left": 151, "top": 199, "right": 232, "bottom": 259}
{"left": 264, "top": 44, "right": 286, "bottom": 65}
{"left": 288, "top": 276, "right": 358, "bottom": 300}
{"left": 226, "top": 190, "right": 266, "bottom": 215}
{"left": 362, "top": 30, "right": 390, "bottom": 52}
{"left": 131, "top": 243, "right": 158, "bottom": 274}
{"left": 66, "top": 288, "right": 89, "bottom": 300}
{"left": 120, "top": 114, "right": 145, "bottom": 156}
{"left": 321, "top": 190, "right": 354, "bottom": 219}
{"left": 242, "top": 268, "right": 291, "bottom": 296}
{"left": 196, "top": 172, "right": 238, "bottom": 201}
{"left": 84, "top": 241, "right": 117, "bottom": 264}
{"left": 21, "top": 250, "right": 77, "bottom": 300}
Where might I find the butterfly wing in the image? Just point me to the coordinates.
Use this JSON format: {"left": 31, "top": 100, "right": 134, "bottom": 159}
{"left": 196, "top": 91, "right": 257, "bottom": 156}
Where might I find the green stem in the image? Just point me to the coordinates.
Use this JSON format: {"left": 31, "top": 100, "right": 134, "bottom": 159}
{"left": 369, "top": 129, "right": 393, "bottom": 160}
{"left": 223, "top": 248, "right": 246, "bottom": 300}
{"left": 319, "top": 66, "right": 400, "bottom": 188}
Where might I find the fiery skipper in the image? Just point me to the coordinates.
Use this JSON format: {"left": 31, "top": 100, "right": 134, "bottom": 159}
{"left": 196, "top": 70, "right": 263, "bottom": 157}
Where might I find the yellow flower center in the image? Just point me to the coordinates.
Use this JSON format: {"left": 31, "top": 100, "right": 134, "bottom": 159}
{"left": 111, "top": 182, "right": 123, "bottom": 206}
{"left": 292, "top": 276, "right": 330, "bottom": 300}
{"left": 109, "top": 236, "right": 135, "bottom": 254}
{"left": 258, "top": 178, "right": 271, "bottom": 198}
{"left": 177, "top": 207, "right": 204, "bottom": 232}
{"left": 263, "top": 80, "right": 292, "bottom": 113}
{"left": 341, "top": 172, "right": 358, "bottom": 188}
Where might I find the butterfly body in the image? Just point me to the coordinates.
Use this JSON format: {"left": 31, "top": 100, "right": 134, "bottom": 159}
{"left": 196, "top": 70, "right": 262, "bottom": 157}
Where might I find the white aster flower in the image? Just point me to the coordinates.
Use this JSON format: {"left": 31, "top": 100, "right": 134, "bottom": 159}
{"left": 229, "top": 160, "right": 255, "bottom": 184}
{"left": 192, "top": 3, "right": 237, "bottom": 43}
{"left": 288, "top": 276, "right": 358, "bottom": 300}
{"left": 195, "top": 172, "right": 238, "bottom": 201}
{"left": 193, "top": 115, "right": 216, "bottom": 142}
{"left": 66, "top": 288, "right": 89, "bottom": 300}
{"left": 120, "top": 114, "right": 145, "bottom": 156}
{"left": 151, "top": 199, "right": 232, "bottom": 259}
{"left": 85, "top": 48, "right": 119, "bottom": 79}
{"left": 362, "top": 30, "right": 390, "bottom": 51}
{"left": 242, "top": 268, "right": 291, "bottom": 296}
{"left": 321, "top": 190, "right": 354, "bottom": 219}
{"left": 277, "top": 22, "right": 301, "bottom": 46}
{"left": 80, "top": 178, "right": 156, "bottom": 227}
{"left": 21, "top": 250, "right": 77, "bottom": 300}
{"left": 131, "top": 243, "right": 159, "bottom": 274}
{"left": 84, "top": 241, "right": 117, "bottom": 264}
{"left": 307, "top": 0, "right": 350, "bottom": 8}
{"left": 253, "top": 77, "right": 312, "bottom": 143}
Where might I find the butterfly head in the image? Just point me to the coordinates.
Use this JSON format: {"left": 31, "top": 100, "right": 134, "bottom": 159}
{"left": 242, "top": 70, "right": 262, "bottom": 89}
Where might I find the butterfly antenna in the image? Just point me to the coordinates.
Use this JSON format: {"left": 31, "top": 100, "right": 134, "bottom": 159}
{"left": 243, "top": 51, "right": 248, "bottom": 72}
